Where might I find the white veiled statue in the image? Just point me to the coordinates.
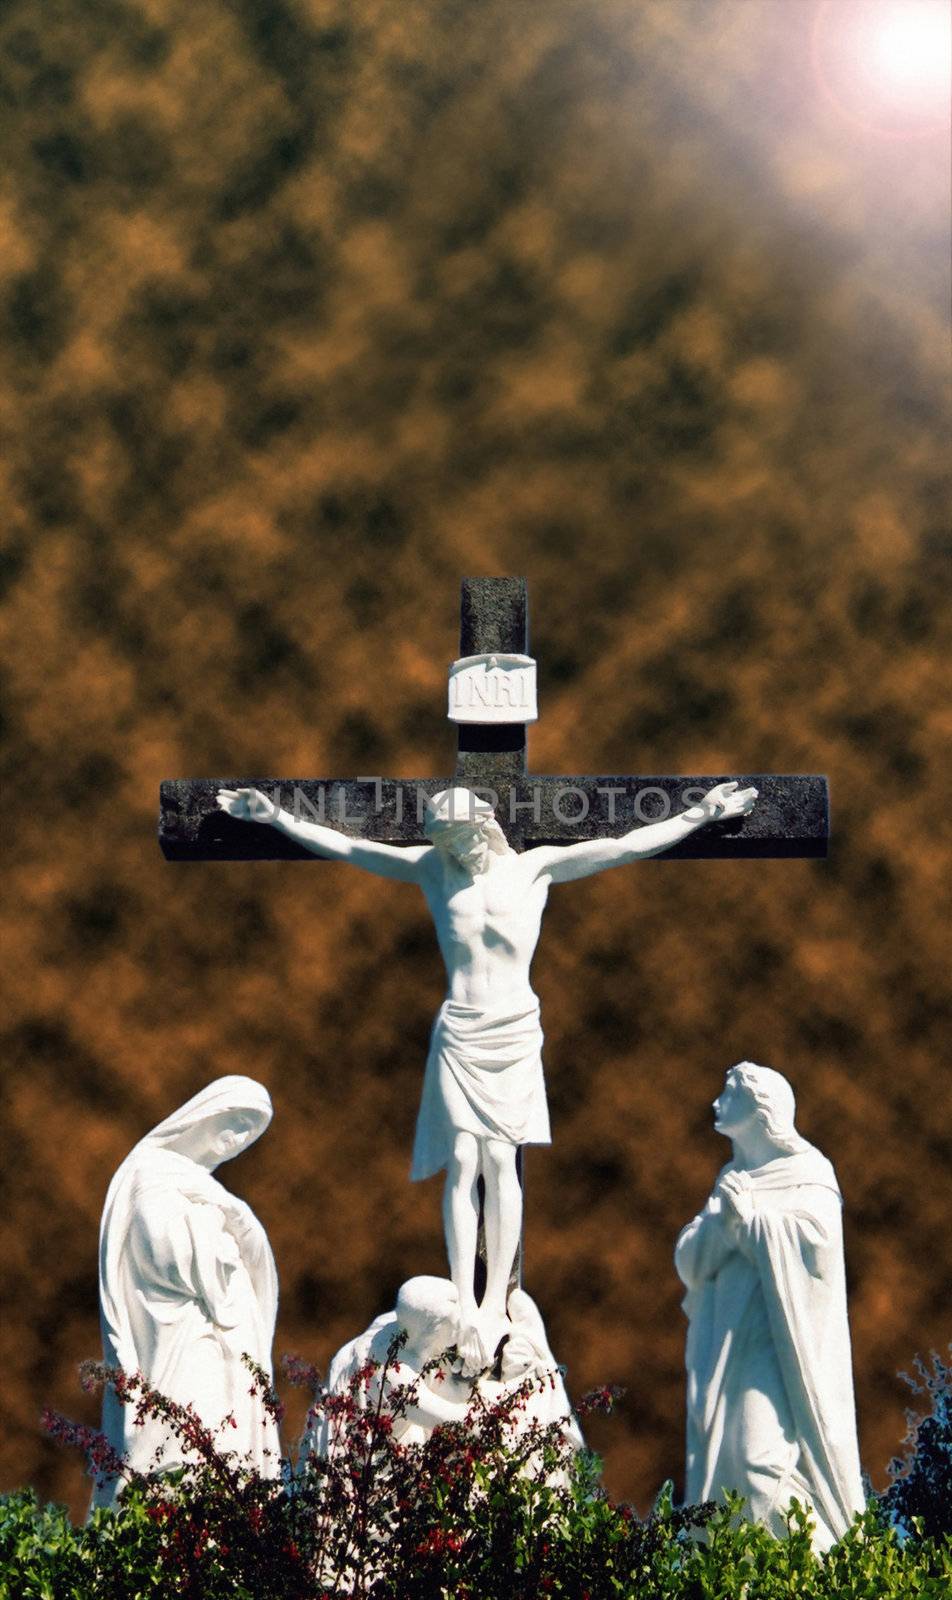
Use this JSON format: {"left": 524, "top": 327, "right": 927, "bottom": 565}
{"left": 95, "top": 1076, "right": 280, "bottom": 1506}
{"left": 675, "top": 1061, "right": 865, "bottom": 1551}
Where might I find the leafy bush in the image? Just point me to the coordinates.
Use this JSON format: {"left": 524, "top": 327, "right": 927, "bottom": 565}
{"left": 881, "top": 1349, "right": 952, "bottom": 1542}
{"left": 2, "top": 1345, "right": 951, "bottom": 1599}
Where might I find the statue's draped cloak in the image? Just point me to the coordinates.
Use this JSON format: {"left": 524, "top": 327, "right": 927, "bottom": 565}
{"left": 411, "top": 994, "right": 550, "bottom": 1180}
{"left": 676, "top": 1146, "right": 864, "bottom": 1549}
{"left": 95, "top": 1077, "right": 280, "bottom": 1506}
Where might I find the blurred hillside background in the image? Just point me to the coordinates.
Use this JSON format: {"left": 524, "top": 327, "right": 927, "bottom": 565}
{"left": 1, "top": 0, "right": 949, "bottom": 1520}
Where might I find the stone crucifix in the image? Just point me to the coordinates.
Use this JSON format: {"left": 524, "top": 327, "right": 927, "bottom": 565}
{"left": 160, "top": 577, "right": 827, "bottom": 1372}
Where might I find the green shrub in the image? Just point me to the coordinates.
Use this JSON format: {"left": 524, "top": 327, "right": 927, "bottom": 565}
{"left": 2, "top": 1347, "right": 950, "bottom": 1599}
{"left": 3, "top": 1484, "right": 950, "bottom": 1600}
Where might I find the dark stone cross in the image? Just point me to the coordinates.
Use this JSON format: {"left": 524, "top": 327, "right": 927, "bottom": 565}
{"left": 160, "top": 576, "right": 827, "bottom": 1304}
{"left": 160, "top": 575, "right": 828, "bottom": 861}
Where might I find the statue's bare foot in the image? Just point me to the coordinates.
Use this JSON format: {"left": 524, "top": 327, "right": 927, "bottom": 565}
{"left": 480, "top": 1308, "right": 512, "bottom": 1366}
{"left": 456, "top": 1319, "right": 492, "bottom": 1377}
{"left": 456, "top": 1310, "right": 511, "bottom": 1377}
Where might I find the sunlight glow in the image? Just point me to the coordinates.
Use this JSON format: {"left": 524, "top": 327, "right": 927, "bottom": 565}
{"left": 868, "top": 2, "right": 952, "bottom": 97}
{"left": 813, "top": 0, "right": 952, "bottom": 136}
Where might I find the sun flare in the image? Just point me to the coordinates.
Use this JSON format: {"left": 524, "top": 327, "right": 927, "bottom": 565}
{"left": 814, "top": 0, "right": 952, "bottom": 135}
{"left": 868, "top": 1, "right": 952, "bottom": 97}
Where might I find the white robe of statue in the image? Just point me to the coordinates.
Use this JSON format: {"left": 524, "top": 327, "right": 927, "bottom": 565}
{"left": 675, "top": 1062, "right": 865, "bottom": 1551}
{"left": 94, "top": 1076, "right": 280, "bottom": 1506}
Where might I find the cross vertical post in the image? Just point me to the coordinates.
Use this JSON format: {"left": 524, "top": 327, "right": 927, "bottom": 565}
{"left": 456, "top": 576, "right": 529, "bottom": 784}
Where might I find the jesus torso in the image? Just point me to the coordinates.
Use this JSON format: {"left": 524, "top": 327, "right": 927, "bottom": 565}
{"left": 420, "top": 849, "right": 549, "bottom": 1008}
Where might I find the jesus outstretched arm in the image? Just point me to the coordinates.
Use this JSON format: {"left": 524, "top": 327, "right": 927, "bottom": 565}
{"left": 216, "top": 787, "right": 429, "bottom": 882}
{"left": 523, "top": 781, "right": 758, "bottom": 883}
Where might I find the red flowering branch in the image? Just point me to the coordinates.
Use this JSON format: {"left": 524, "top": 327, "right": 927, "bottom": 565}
{"left": 41, "top": 1408, "right": 128, "bottom": 1487}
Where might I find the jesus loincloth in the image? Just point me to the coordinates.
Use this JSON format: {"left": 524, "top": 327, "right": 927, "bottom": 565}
{"left": 410, "top": 994, "right": 551, "bottom": 1181}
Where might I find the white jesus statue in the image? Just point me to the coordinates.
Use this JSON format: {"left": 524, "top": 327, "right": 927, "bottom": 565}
{"left": 217, "top": 779, "right": 756, "bottom": 1370}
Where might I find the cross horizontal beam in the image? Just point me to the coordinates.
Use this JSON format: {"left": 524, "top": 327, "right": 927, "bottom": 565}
{"left": 159, "top": 773, "right": 828, "bottom": 860}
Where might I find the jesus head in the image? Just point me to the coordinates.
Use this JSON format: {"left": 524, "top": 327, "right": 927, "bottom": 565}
{"left": 423, "top": 787, "right": 509, "bottom": 874}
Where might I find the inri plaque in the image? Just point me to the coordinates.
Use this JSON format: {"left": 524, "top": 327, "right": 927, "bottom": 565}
{"left": 447, "top": 653, "right": 538, "bottom": 724}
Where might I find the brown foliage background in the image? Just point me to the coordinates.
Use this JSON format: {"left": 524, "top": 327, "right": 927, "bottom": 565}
{"left": 1, "top": 0, "right": 949, "bottom": 1521}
